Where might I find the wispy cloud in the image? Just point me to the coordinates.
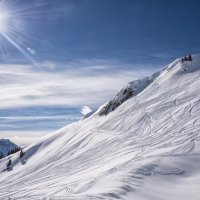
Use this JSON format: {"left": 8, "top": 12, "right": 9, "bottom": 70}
{"left": 0, "top": 115, "right": 79, "bottom": 121}
{"left": 0, "top": 59, "right": 156, "bottom": 145}
{"left": 0, "top": 59, "right": 155, "bottom": 109}
{"left": 0, "top": 131, "right": 51, "bottom": 147}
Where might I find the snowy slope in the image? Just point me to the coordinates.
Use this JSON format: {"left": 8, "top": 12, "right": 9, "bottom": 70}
{"left": 0, "top": 55, "right": 200, "bottom": 200}
{"left": 0, "top": 139, "right": 20, "bottom": 157}
{"left": 98, "top": 68, "right": 161, "bottom": 116}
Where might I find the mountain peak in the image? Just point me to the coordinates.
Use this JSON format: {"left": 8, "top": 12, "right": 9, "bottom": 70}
{"left": 98, "top": 54, "right": 200, "bottom": 116}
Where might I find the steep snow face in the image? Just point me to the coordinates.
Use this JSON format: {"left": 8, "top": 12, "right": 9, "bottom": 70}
{"left": 0, "top": 55, "right": 200, "bottom": 200}
{"left": 98, "top": 69, "right": 161, "bottom": 116}
{"left": 0, "top": 139, "right": 19, "bottom": 157}
{"left": 98, "top": 55, "right": 199, "bottom": 116}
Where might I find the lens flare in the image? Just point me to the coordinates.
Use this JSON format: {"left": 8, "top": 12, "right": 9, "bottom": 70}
{"left": 0, "top": 0, "right": 48, "bottom": 64}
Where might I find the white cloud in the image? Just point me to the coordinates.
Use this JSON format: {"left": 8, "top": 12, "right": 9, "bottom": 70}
{"left": 0, "top": 59, "right": 157, "bottom": 146}
{"left": 40, "top": 60, "right": 56, "bottom": 70}
{"left": 0, "top": 60, "right": 155, "bottom": 109}
{"left": 0, "top": 131, "right": 51, "bottom": 147}
{"left": 0, "top": 115, "right": 80, "bottom": 121}
{"left": 81, "top": 106, "right": 92, "bottom": 115}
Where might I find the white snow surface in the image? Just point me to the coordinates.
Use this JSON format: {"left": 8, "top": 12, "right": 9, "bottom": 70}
{"left": 0, "top": 55, "right": 200, "bottom": 199}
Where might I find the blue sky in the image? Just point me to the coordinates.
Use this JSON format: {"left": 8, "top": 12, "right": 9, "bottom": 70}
{"left": 0, "top": 0, "right": 200, "bottom": 145}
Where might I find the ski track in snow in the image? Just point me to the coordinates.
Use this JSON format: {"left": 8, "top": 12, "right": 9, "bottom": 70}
{"left": 0, "top": 55, "right": 200, "bottom": 199}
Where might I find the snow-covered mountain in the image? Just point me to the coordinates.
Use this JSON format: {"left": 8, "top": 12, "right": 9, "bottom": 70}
{"left": 0, "top": 55, "right": 200, "bottom": 200}
{"left": 0, "top": 139, "right": 20, "bottom": 158}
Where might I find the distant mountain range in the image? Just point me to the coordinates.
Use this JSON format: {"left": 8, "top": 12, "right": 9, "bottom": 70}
{"left": 0, "top": 138, "right": 20, "bottom": 158}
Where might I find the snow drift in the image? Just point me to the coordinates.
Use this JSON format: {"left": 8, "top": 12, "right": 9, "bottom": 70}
{"left": 0, "top": 55, "right": 200, "bottom": 200}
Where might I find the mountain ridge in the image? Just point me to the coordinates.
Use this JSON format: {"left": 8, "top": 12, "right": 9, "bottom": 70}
{"left": 96, "top": 54, "right": 199, "bottom": 117}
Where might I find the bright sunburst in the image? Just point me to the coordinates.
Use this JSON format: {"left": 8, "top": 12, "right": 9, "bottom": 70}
{"left": 0, "top": 0, "right": 44, "bottom": 64}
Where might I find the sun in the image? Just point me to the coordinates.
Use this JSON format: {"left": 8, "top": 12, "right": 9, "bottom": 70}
{"left": 0, "top": 0, "right": 41, "bottom": 64}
